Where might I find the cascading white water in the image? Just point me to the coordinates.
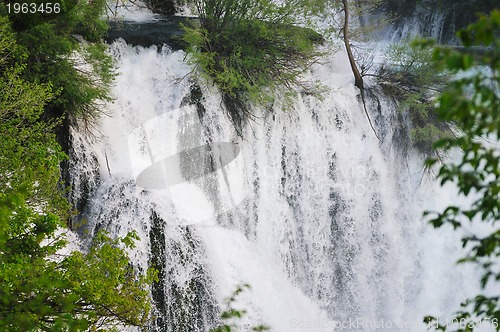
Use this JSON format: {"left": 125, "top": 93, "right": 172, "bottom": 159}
{"left": 67, "top": 15, "right": 486, "bottom": 332}
{"left": 380, "top": 9, "right": 449, "bottom": 43}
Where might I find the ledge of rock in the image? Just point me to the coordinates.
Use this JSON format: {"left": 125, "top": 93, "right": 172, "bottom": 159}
{"left": 106, "top": 16, "right": 193, "bottom": 49}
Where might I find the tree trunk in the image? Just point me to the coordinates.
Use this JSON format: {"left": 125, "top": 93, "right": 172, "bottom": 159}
{"left": 342, "top": 0, "right": 364, "bottom": 90}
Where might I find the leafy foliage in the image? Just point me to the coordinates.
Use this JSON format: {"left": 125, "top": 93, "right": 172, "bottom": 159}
{"left": 182, "top": 0, "right": 324, "bottom": 133}
{"left": 422, "top": 10, "right": 500, "bottom": 331}
{"left": 0, "top": 13, "right": 156, "bottom": 332}
{"left": 0, "top": 17, "right": 66, "bottom": 220}
{"left": 372, "top": 0, "right": 498, "bottom": 39}
{"left": 1, "top": 0, "right": 114, "bottom": 131}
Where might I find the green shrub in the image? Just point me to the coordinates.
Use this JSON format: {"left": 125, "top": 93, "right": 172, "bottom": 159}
{"left": 182, "top": 0, "right": 324, "bottom": 133}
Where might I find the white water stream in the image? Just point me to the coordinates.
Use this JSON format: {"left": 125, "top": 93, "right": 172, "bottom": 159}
{"left": 67, "top": 12, "right": 486, "bottom": 332}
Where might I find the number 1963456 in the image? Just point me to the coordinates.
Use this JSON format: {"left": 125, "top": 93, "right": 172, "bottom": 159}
{"left": 6, "top": 2, "right": 61, "bottom": 14}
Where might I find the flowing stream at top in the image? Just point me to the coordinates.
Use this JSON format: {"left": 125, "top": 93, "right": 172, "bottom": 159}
{"left": 68, "top": 5, "right": 482, "bottom": 332}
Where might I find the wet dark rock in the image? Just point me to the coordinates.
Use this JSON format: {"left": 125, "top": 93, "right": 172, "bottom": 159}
{"left": 106, "top": 16, "right": 194, "bottom": 49}
{"left": 149, "top": 212, "right": 219, "bottom": 332}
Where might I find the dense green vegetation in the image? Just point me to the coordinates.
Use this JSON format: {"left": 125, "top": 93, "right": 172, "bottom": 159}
{"left": 182, "top": 0, "right": 324, "bottom": 133}
{"left": 422, "top": 10, "right": 500, "bottom": 331}
{"left": 2, "top": 0, "right": 114, "bottom": 130}
{"left": 0, "top": 2, "right": 156, "bottom": 330}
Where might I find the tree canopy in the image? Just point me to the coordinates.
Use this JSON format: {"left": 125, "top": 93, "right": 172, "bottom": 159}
{"left": 181, "top": 0, "right": 324, "bottom": 133}
{"left": 0, "top": 3, "right": 156, "bottom": 330}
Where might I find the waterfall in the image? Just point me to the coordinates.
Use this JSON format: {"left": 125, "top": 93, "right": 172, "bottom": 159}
{"left": 67, "top": 15, "right": 483, "bottom": 332}
{"left": 359, "top": 1, "right": 496, "bottom": 45}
